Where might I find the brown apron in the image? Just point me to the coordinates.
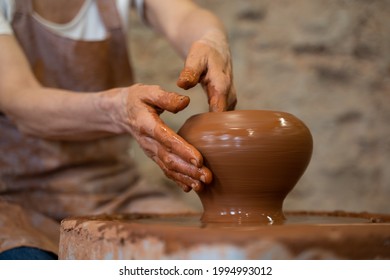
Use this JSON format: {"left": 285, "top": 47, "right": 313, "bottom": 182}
{"left": 0, "top": 0, "right": 186, "bottom": 255}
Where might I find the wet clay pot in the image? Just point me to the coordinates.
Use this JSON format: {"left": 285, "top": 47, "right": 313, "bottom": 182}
{"left": 178, "top": 110, "right": 313, "bottom": 225}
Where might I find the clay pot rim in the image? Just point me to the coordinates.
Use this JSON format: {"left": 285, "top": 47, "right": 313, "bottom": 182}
{"left": 190, "top": 109, "right": 295, "bottom": 117}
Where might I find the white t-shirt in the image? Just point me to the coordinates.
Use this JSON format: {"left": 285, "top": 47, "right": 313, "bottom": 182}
{"left": 0, "top": 0, "right": 144, "bottom": 40}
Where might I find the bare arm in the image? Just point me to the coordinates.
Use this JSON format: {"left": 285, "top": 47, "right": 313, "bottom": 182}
{"left": 0, "top": 34, "right": 125, "bottom": 140}
{"left": 0, "top": 34, "right": 212, "bottom": 191}
{"left": 143, "top": 0, "right": 226, "bottom": 57}
{"left": 144, "top": 0, "right": 237, "bottom": 112}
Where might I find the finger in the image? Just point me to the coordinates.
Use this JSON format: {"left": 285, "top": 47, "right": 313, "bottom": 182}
{"left": 143, "top": 88, "right": 190, "bottom": 114}
{"left": 138, "top": 133, "right": 212, "bottom": 188}
{"left": 152, "top": 154, "right": 204, "bottom": 192}
{"left": 209, "top": 93, "right": 227, "bottom": 113}
{"left": 136, "top": 109, "right": 204, "bottom": 168}
{"left": 204, "top": 74, "right": 230, "bottom": 112}
{"left": 137, "top": 136, "right": 199, "bottom": 191}
{"left": 154, "top": 123, "right": 204, "bottom": 168}
{"left": 159, "top": 149, "right": 213, "bottom": 184}
{"left": 209, "top": 86, "right": 237, "bottom": 112}
{"left": 227, "top": 84, "right": 238, "bottom": 111}
{"left": 177, "top": 43, "right": 208, "bottom": 90}
{"left": 177, "top": 67, "right": 202, "bottom": 90}
{"left": 176, "top": 181, "right": 192, "bottom": 193}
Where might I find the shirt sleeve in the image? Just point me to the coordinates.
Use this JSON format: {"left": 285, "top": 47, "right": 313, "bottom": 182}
{"left": 0, "top": 0, "right": 14, "bottom": 35}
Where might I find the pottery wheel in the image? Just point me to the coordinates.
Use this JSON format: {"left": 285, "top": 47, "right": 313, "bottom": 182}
{"left": 59, "top": 211, "right": 390, "bottom": 260}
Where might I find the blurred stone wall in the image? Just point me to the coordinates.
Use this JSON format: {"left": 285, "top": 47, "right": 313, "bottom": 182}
{"left": 127, "top": 0, "right": 390, "bottom": 214}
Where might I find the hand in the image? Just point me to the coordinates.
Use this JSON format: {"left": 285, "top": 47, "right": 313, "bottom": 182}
{"left": 122, "top": 84, "right": 212, "bottom": 192}
{"left": 177, "top": 33, "right": 237, "bottom": 112}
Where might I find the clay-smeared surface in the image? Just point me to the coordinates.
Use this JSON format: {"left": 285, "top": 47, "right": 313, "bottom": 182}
{"left": 178, "top": 110, "right": 313, "bottom": 224}
{"left": 59, "top": 211, "right": 390, "bottom": 260}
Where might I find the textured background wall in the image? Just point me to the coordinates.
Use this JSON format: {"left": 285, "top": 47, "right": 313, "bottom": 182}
{"left": 128, "top": 0, "right": 390, "bottom": 214}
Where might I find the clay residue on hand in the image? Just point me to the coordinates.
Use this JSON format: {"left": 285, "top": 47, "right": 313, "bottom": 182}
{"left": 177, "top": 68, "right": 199, "bottom": 90}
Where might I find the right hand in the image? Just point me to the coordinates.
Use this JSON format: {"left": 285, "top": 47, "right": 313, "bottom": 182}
{"left": 176, "top": 34, "right": 237, "bottom": 113}
{"left": 118, "top": 83, "right": 212, "bottom": 192}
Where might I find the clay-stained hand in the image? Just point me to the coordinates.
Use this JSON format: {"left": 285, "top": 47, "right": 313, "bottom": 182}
{"left": 177, "top": 35, "right": 237, "bottom": 112}
{"left": 122, "top": 84, "right": 212, "bottom": 192}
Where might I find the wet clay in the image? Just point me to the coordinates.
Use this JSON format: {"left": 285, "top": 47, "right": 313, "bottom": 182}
{"left": 59, "top": 211, "right": 390, "bottom": 259}
{"left": 178, "top": 110, "right": 313, "bottom": 224}
{"left": 177, "top": 68, "right": 198, "bottom": 89}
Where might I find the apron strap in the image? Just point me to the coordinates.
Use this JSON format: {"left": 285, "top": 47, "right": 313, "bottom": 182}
{"left": 13, "top": 0, "right": 34, "bottom": 17}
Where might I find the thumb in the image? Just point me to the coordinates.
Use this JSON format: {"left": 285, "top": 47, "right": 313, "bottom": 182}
{"left": 177, "top": 67, "right": 202, "bottom": 90}
{"left": 144, "top": 90, "right": 190, "bottom": 114}
{"left": 177, "top": 43, "right": 208, "bottom": 90}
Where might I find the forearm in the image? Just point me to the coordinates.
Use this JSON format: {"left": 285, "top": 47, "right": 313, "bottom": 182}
{"left": 144, "top": 0, "right": 228, "bottom": 57}
{"left": 0, "top": 34, "right": 125, "bottom": 141}
{"left": 171, "top": 8, "right": 228, "bottom": 58}
{"left": 1, "top": 86, "right": 127, "bottom": 141}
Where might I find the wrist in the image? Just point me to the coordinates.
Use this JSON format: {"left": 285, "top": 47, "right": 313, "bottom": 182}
{"left": 95, "top": 88, "right": 130, "bottom": 135}
{"left": 198, "top": 28, "right": 230, "bottom": 56}
{"left": 199, "top": 28, "right": 227, "bottom": 43}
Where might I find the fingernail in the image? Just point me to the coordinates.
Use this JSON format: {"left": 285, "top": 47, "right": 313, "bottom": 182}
{"left": 190, "top": 158, "right": 198, "bottom": 166}
{"left": 192, "top": 183, "right": 201, "bottom": 192}
{"left": 200, "top": 175, "right": 206, "bottom": 183}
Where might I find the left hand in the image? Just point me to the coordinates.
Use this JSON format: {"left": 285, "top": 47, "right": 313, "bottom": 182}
{"left": 119, "top": 84, "right": 213, "bottom": 192}
{"left": 176, "top": 34, "right": 237, "bottom": 112}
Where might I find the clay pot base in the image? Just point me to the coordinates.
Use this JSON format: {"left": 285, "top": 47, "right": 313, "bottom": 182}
{"left": 59, "top": 211, "right": 390, "bottom": 260}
